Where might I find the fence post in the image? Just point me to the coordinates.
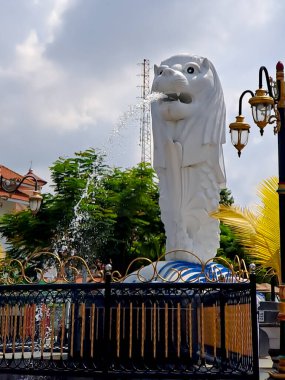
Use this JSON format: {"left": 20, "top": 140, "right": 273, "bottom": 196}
{"left": 249, "top": 264, "right": 260, "bottom": 380}
{"left": 219, "top": 288, "right": 227, "bottom": 372}
{"left": 103, "top": 265, "right": 112, "bottom": 373}
{"left": 271, "top": 275, "right": 277, "bottom": 302}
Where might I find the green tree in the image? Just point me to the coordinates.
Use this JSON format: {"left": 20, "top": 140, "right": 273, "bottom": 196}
{"left": 217, "top": 223, "right": 246, "bottom": 262}
{"left": 97, "top": 164, "right": 165, "bottom": 272}
{"left": 217, "top": 188, "right": 246, "bottom": 262}
{"left": 49, "top": 148, "right": 113, "bottom": 261}
{"left": 0, "top": 149, "right": 107, "bottom": 263}
{"left": 220, "top": 188, "right": 234, "bottom": 207}
{"left": 0, "top": 149, "right": 165, "bottom": 273}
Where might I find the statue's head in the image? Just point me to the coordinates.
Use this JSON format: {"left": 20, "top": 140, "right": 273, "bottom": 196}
{"left": 151, "top": 54, "right": 225, "bottom": 145}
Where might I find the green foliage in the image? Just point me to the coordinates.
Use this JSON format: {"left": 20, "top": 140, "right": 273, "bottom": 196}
{"left": 0, "top": 194, "right": 58, "bottom": 261}
{"left": 97, "top": 164, "right": 165, "bottom": 272}
{"left": 220, "top": 188, "right": 234, "bottom": 207}
{"left": 218, "top": 188, "right": 247, "bottom": 265}
{"left": 0, "top": 149, "right": 165, "bottom": 274}
{"left": 217, "top": 223, "right": 246, "bottom": 262}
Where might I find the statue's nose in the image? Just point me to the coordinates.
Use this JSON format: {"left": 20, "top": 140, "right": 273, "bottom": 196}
{"left": 161, "top": 67, "right": 176, "bottom": 76}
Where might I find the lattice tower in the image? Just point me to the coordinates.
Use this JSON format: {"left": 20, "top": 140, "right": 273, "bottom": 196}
{"left": 138, "top": 59, "right": 152, "bottom": 164}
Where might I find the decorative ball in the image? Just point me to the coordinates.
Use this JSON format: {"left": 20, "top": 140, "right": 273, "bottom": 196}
{"left": 276, "top": 61, "right": 284, "bottom": 71}
{"left": 249, "top": 263, "right": 256, "bottom": 273}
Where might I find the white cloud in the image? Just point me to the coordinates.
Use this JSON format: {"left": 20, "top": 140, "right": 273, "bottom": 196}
{"left": 0, "top": 0, "right": 284, "bottom": 207}
{"left": 46, "top": 0, "right": 77, "bottom": 43}
{"left": 14, "top": 30, "right": 62, "bottom": 87}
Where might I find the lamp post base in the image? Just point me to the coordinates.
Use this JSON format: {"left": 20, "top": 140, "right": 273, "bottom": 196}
{"left": 269, "top": 285, "right": 285, "bottom": 379}
{"left": 268, "top": 356, "right": 285, "bottom": 378}
{"left": 268, "top": 357, "right": 285, "bottom": 378}
{"left": 268, "top": 371, "right": 285, "bottom": 379}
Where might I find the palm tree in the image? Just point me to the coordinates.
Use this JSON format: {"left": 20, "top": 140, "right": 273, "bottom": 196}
{"left": 212, "top": 177, "right": 280, "bottom": 282}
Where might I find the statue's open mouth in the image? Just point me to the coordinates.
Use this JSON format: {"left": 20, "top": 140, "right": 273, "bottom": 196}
{"left": 162, "top": 92, "right": 192, "bottom": 104}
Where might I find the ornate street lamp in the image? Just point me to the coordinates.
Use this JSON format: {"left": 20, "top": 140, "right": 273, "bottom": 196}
{"left": 229, "top": 62, "right": 285, "bottom": 379}
{"left": 229, "top": 90, "right": 253, "bottom": 157}
{"left": 229, "top": 65, "right": 283, "bottom": 157}
{"left": 0, "top": 172, "right": 42, "bottom": 214}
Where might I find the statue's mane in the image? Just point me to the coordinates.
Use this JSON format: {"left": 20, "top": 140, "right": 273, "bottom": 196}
{"left": 202, "top": 59, "right": 226, "bottom": 146}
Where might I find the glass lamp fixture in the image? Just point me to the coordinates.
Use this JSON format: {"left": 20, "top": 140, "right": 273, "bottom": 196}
{"left": 29, "top": 190, "right": 43, "bottom": 215}
{"left": 229, "top": 115, "right": 250, "bottom": 157}
{"left": 248, "top": 88, "right": 274, "bottom": 135}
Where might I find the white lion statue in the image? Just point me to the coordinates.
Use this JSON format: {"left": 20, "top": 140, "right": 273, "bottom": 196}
{"left": 151, "top": 54, "right": 226, "bottom": 263}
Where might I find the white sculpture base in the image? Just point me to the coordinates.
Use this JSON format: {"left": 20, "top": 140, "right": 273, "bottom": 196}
{"left": 123, "top": 260, "right": 234, "bottom": 283}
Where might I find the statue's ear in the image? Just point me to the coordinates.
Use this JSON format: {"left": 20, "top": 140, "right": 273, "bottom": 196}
{"left": 154, "top": 64, "right": 159, "bottom": 76}
{"left": 201, "top": 58, "right": 210, "bottom": 72}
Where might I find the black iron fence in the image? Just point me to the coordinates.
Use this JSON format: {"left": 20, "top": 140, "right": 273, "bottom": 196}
{"left": 0, "top": 274, "right": 259, "bottom": 379}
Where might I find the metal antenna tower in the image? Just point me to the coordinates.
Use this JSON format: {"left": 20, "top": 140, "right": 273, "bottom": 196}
{"left": 138, "top": 59, "right": 152, "bottom": 164}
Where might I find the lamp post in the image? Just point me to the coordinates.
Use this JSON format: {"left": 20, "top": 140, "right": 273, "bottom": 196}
{"left": 0, "top": 172, "right": 42, "bottom": 214}
{"left": 229, "top": 62, "right": 285, "bottom": 378}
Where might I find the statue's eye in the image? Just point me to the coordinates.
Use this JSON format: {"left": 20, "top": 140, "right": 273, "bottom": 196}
{"left": 187, "top": 66, "right": 195, "bottom": 74}
{"left": 159, "top": 70, "right": 163, "bottom": 75}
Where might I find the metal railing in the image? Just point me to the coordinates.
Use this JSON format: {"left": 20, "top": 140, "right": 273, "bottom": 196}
{"left": 0, "top": 273, "right": 259, "bottom": 379}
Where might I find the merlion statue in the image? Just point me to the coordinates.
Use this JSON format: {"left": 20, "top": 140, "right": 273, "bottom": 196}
{"left": 151, "top": 54, "right": 226, "bottom": 263}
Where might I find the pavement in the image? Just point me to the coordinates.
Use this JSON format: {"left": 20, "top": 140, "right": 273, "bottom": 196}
{"left": 260, "top": 356, "right": 275, "bottom": 380}
{"left": 0, "top": 358, "right": 277, "bottom": 380}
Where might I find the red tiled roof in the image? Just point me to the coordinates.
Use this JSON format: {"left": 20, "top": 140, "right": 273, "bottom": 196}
{"left": 0, "top": 165, "right": 22, "bottom": 180}
{"left": 23, "top": 169, "right": 47, "bottom": 186}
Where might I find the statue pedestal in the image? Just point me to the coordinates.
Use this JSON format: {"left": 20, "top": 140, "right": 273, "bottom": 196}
{"left": 123, "top": 260, "right": 236, "bottom": 283}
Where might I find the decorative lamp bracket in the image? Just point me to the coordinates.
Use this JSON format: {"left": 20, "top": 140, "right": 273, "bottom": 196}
{"left": 0, "top": 173, "right": 42, "bottom": 214}
{"left": 268, "top": 106, "right": 281, "bottom": 135}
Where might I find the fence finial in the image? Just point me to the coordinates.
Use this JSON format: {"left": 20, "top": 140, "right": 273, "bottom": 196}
{"left": 249, "top": 263, "right": 256, "bottom": 274}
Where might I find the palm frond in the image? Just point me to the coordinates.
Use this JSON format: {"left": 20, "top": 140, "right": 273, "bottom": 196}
{"left": 211, "top": 205, "right": 257, "bottom": 249}
{"left": 214, "top": 177, "right": 280, "bottom": 282}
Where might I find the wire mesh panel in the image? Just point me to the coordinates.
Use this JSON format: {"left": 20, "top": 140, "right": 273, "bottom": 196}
{"left": 0, "top": 280, "right": 259, "bottom": 378}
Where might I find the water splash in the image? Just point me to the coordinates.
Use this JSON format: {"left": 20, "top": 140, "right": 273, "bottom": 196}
{"left": 108, "top": 92, "right": 165, "bottom": 144}
{"left": 51, "top": 161, "right": 101, "bottom": 261}
{"left": 51, "top": 93, "right": 165, "bottom": 263}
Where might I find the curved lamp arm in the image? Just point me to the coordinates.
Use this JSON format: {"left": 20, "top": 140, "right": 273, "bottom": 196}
{"left": 238, "top": 90, "right": 255, "bottom": 115}
{"left": 259, "top": 66, "right": 277, "bottom": 100}
{"left": 0, "top": 174, "right": 39, "bottom": 193}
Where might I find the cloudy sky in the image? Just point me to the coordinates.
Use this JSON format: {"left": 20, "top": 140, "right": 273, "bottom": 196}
{"left": 0, "top": 0, "right": 283, "bottom": 207}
